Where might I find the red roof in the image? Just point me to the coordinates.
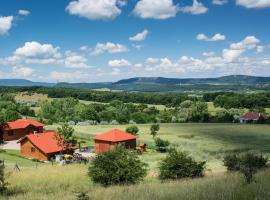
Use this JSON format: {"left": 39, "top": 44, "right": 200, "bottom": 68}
{"left": 18, "top": 132, "right": 64, "bottom": 154}
{"left": 240, "top": 112, "right": 265, "bottom": 120}
{"left": 3, "top": 119, "right": 45, "bottom": 130}
{"left": 94, "top": 129, "right": 137, "bottom": 142}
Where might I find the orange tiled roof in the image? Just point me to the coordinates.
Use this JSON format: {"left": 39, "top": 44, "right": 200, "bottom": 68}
{"left": 94, "top": 129, "right": 137, "bottom": 142}
{"left": 4, "top": 119, "right": 45, "bottom": 130}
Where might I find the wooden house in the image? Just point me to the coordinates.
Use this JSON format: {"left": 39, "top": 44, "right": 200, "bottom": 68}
{"left": 239, "top": 112, "right": 266, "bottom": 124}
{"left": 17, "top": 132, "right": 66, "bottom": 161}
{"left": 0, "top": 119, "right": 44, "bottom": 141}
{"left": 94, "top": 129, "right": 137, "bottom": 154}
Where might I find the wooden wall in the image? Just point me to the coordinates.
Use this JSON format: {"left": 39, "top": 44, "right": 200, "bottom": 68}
{"left": 94, "top": 139, "right": 136, "bottom": 154}
{"left": 20, "top": 139, "right": 49, "bottom": 161}
{"left": 2, "top": 126, "right": 43, "bottom": 141}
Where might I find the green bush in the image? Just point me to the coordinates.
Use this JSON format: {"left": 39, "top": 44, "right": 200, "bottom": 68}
{"left": 155, "top": 137, "right": 170, "bottom": 152}
{"left": 126, "top": 126, "right": 139, "bottom": 135}
{"left": 159, "top": 148, "right": 206, "bottom": 180}
{"left": 88, "top": 146, "right": 147, "bottom": 186}
{"left": 223, "top": 152, "right": 268, "bottom": 183}
{"left": 0, "top": 160, "right": 8, "bottom": 194}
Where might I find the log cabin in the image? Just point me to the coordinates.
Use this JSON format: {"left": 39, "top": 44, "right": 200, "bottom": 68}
{"left": 0, "top": 119, "right": 45, "bottom": 141}
{"left": 94, "top": 129, "right": 137, "bottom": 153}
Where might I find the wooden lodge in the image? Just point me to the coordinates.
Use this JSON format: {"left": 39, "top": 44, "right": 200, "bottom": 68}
{"left": 94, "top": 129, "right": 137, "bottom": 154}
{"left": 17, "top": 131, "right": 67, "bottom": 161}
{"left": 0, "top": 119, "right": 45, "bottom": 141}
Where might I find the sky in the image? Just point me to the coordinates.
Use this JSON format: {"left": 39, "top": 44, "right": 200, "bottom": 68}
{"left": 0, "top": 0, "right": 270, "bottom": 83}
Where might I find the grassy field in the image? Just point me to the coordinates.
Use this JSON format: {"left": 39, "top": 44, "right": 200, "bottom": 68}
{"left": 1, "top": 123, "right": 270, "bottom": 199}
{"left": 45, "top": 123, "right": 270, "bottom": 172}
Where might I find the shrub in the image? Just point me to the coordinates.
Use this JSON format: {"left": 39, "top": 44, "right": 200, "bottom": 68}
{"left": 223, "top": 152, "right": 268, "bottom": 184}
{"left": 76, "top": 191, "right": 90, "bottom": 200}
{"left": 155, "top": 137, "right": 170, "bottom": 152}
{"left": 159, "top": 148, "right": 206, "bottom": 180}
{"left": 88, "top": 145, "right": 147, "bottom": 186}
{"left": 150, "top": 123, "right": 160, "bottom": 138}
{"left": 0, "top": 160, "right": 8, "bottom": 193}
{"left": 126, "top": 126, "right": 139, "bottom": 135}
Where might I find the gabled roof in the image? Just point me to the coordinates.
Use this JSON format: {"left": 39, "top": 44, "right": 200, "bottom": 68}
{"left": 240, "top": 112, "right": 265, "bottom": 120}
{"left": 18, "top": 132, "right": 64, "bottom": 154}
{"left": 94, "top": 129, "right": 137, "bottom": 142}
{"left": 3, "top": 119, "right": 45, "bottom": 130}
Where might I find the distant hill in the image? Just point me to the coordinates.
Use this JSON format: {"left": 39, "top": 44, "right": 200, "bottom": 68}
{"left": 1, "top": 75, "right": 270, "bottom": 92}
{"left": 0, "top": 79, "right": 55, "bottom": 87}
{"left": 114, "top": 75, "right": 270, "bottom": 85}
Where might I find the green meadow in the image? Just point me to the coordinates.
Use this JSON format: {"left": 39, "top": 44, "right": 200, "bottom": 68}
{"left": 1, "top": 123, "right": 270, "bottom": 199}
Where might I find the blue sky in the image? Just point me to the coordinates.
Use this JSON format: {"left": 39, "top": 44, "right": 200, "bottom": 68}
{"left": 0, "top": 0, "right": 270, "bottom": 82}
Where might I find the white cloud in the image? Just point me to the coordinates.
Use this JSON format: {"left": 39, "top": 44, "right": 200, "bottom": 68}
{"left": 132, "top": 44, "right": 144, "bottom": 50}
{"left": 145, "top": 57, "right": 159, "bottom": 64}
{"left": 134, "top": 63, "right": 142, "bottom": 67}
{"left": 196, "top": 33, "right": 226, "bottom": 41}
{"left": 222, "top": 36, "right": 260, "bottom": 61}
{"left": 181, "top": 0, "right": 208, "bottom": 15}
{"left": 108, "top": 59, "right": 131, "bottom": 67}
{"left": 212, "top": 0, "right": 228, "bottom": 5}
{"left": 256, "top": 45, "right": 265, "bottom": 53}
{"left": 49, "top": 71, "right": 88, "bottom": 81}
{"left": 133, "top": 0, "right": 178, "bottom": 19}
{"left": 14, "top": 41, "right": 61, "bottom": 59}
{"left": 64, "top": 51, "right": 89, "bottom": 68}
{"left": 12, "top": 66, "right": 34, "bottom": 77}
{"left": 18, "top": 10, "right": 31, "bottom": 16}
{"left": 66, "top": 0, "right": 121, "bottom": 20}
{"left": 129, "top": 29, "right": 149, "bottom": 41}
{"left": 202, "top": 52, "right": 215, "bottom": 57}
{"left": 236, "top": 0, "right": 270, "bottom": 8}
{"left": 91, "top": 42, "right": 128, "bottom": 55}
{"left": 0, "top": 16, "right": 13, "bottom": 35}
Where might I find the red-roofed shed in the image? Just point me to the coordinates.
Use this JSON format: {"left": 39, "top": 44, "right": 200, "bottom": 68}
{"left": 239, "top": 112, "right": 266, "bottom": 124}
{"left": 17, "top": 132, "right": 69, "bottom": 161}
{"left": 0, "top": 119, "right": 45, "bottom": 141}
{"left": 94, "top": 129, "right": 137, "bottom": 153}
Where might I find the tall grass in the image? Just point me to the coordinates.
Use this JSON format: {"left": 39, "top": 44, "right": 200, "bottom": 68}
{"left": 5, "top": 165, "right": 270, "bottom": 200}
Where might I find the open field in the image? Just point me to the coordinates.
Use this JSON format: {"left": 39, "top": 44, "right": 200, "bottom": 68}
{"left": 1, "top": 123, "right": 270, "bottom": 199}
{"left": 3, "top": 164, "right": 270, "bottom": 200}
{"left": 46, "top": 123, "right": 270, "bottom": 172}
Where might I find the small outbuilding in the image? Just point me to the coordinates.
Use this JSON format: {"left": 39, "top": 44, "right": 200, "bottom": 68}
{"left": 0, "top": 119, "right": 44, "bottom": 141}
{"left": 94, "top": 129, "right": 137, "bottom": 154}
{"left": 18, "top": 132, "right": 66, "bottom": 161}
{"left": 239, "top": 112, "right": 266, "bottom": 124}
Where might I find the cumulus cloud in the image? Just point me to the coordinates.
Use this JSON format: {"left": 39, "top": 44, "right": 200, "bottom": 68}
{"left": 212, "top": 0, "right": 228, "bottom": 5}
{"left": 223, "top": 36, "right": 260, "bottom": 61}
{"left": 66, "top": 0, "right": 122, "bottom": 20}
{"left": 0, "top": 16, "right": 13, "bottom": 35}
{"left": 236, "top": 0, "right": 270, "bottom": 8}
{"left": 18, "top": 10, "right": 31, "bottom": 16}
{"left": 64, "top": 51, "right": 89, "bottom": 68}
{"left": 181, "top": 0, "right": 208, "bottom": 15}
{"left": 14, "top": 41, "right": 61, "bottom": 58}
{"left": 132, "top": 44, "right": 144, "bottom": 50}
{"left": 108, "top": 59, "right": 131, "bottom": 67}
{"left": 91, "top": 42, "right": 128, "bottom": 55}
{"left": 129, "top": 29, "right": 149, "bottom": 41}
{"left": 133, "top": 0, "right": 178, "bottom": 19}
{"left": 196, "top": 33, "right": 226, "bottom": 41}
{"left": 12, "top": 66, "right": 34, "bottom": 77}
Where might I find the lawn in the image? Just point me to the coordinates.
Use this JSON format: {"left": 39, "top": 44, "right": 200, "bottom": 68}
{"left": 47, "top": 123, "right": 270, "bottom": 172}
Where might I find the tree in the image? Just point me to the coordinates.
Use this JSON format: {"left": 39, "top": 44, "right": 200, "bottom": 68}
{"left": 126, "top": 126, "right": 139, "bottom": 135}
{"left": 159, "top": 148, "right": 206, "bottom": 180}
{"left": 188, "top": 102, "right": 209, "bottom": 122}
{"left": 56, "top": 123, "right": 76, "bottom": 150}
{"left": 223, "top": 152, "right": 268, "bottom": 184}
{"left": 150, "top": 123, "right": 160, "bottom": 138}
{"left": 155, "top": 137, "right": 170, "bottom": 152}
{"left": 88, "top": 145, "right": 147, "bottom": 186}
{"left": 0, "top": 160, "right": 8, "bottom": 193}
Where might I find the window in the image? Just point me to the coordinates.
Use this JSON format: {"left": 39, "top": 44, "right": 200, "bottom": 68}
{"left": 31, "top": 147, "right": 36, "bottom": 152}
